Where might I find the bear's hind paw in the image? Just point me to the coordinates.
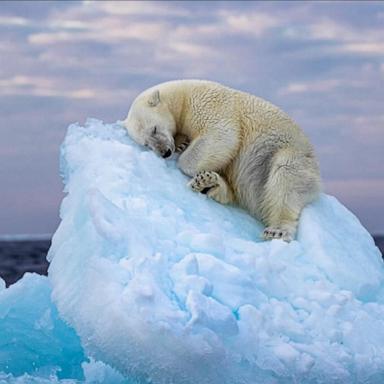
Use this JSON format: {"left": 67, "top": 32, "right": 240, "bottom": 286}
{"left": 263, "top": 227, "right": 293, "bottom": 242}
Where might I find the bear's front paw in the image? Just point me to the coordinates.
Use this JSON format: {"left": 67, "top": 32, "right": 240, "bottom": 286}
{"left": 263, "top": 227, "right": 293, "bottom": 242}
{"left": 188, "top": 171, "right": 219, "bottom": 194}
{"left": 176, "top": 141, "right": 189, "bottom": 153}
{"left": 175, "top": 134, "right": 190, "bottom": 153}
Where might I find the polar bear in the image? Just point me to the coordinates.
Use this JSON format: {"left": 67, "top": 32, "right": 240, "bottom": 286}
{"left": 123, "top": 80, "right": 321, "bottom": 241}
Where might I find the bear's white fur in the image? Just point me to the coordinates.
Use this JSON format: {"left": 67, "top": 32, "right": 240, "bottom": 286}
{"left": 124, "top": 80, "right": 321, "bottom": 241}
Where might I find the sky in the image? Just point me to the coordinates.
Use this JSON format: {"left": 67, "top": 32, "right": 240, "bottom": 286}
{"left": 0, "top": 1, "right": 383, "bottom": 236}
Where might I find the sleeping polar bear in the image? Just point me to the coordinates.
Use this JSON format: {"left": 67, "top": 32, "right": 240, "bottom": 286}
{"left": 123, "top": 80, "right": 321, "bottom": 241}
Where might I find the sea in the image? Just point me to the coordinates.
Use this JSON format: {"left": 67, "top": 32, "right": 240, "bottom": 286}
{"left": 0, "top": 236, "right": 383, "bottom": 287}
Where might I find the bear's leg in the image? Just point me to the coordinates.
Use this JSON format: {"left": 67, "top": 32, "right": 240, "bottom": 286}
{"left": 188, "top": 171, "right": 235, "bottom": 205}
{"left": 261, "top": 148, "right": 320, "bottom": 242}
{"left": 178, "top": 130, "right": 239, "bottom": 177}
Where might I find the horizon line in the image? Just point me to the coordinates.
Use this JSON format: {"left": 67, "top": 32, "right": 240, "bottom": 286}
{"left": 0, "top": 233, "right": 52, "bottom": 241}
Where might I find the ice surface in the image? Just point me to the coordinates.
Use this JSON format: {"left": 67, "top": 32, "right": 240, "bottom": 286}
{"left": 44, "top": 119, "right": 384, "bottom": 383}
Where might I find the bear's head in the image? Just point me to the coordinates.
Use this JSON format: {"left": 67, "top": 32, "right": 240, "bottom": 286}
{"left": 124, "top": 89, "right": 176, "bottom": 158}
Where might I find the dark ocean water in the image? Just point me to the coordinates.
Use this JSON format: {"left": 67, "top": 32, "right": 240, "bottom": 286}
{"left": 0, "top": 237, "right": 383, "bottom": 287}
{"left": 0, "top": 240, "right": 50, "bottom": 287}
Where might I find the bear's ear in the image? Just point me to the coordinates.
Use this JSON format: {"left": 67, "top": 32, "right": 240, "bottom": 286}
{"left": 147, "top": 90, "right": 160, "bottom": 107}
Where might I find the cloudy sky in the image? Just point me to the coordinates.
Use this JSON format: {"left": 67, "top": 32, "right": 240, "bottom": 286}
{"left": 0, "top": 1, "right": 383, "bottom": 235}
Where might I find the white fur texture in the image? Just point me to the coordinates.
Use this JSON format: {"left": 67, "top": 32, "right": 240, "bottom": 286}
{"left": 124, "top": 80, "right": 321, "bottom": 241}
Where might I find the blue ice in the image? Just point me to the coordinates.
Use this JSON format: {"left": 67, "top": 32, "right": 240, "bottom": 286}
{"left": 1, "top": 119, "right": 384, "bottom": 383}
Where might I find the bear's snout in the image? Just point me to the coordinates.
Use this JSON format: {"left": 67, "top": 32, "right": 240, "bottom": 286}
{"left": 149, "top": 141, "right": 173, "bottom": 159}
{"left": 163, "top": 149, "right": 172, "bottom": 158}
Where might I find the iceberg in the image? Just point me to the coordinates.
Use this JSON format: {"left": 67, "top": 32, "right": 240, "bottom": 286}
{"left": 44, "top": 119, "right": 384, "bottom": 383}
{"left": 2, "top": 118, "right": 383, "bottom": 383}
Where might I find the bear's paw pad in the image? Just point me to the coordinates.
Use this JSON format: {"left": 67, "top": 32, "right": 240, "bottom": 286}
{"left": 188, "top": 171, "right": 219, "bottom": 193}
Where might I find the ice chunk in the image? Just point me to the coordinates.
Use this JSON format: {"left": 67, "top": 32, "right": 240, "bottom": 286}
{"left": 48, "top": 119, "right": 384, "bottom": 383}
{"left": 0, "top": 274, "right": 84, "bottom": 381}
{"left": 0, "top": 274, "right": 129, "bottom": 383}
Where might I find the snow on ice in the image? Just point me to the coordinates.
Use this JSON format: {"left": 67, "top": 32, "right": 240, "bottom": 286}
{"left": 1, "top": 119, "right": 384, "bottom": 383}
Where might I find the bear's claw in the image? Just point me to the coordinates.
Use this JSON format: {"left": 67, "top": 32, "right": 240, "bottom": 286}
{"left": 176, "top": 142, "right": 189, "bottom": 153}
{"left": 263, "top": 227, "right": 293, "bottom": 242}
{"left": 174, "top": 134, "right": 190, "bottom": 153}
